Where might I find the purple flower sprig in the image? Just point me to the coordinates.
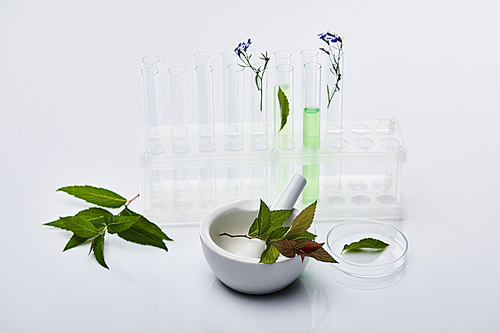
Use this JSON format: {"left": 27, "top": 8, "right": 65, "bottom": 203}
{"left": 234, "top": 38, "right": 270, "bottom": 112}
{"left": 318, "top": 31, "right": 343, "bottom": 108}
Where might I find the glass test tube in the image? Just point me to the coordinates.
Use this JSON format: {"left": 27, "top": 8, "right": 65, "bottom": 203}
{"left": 273, "top": 50, "right": 292, "bottom": 148}
{"left": 193, "top": 51, "right": 211, "bottom": 67}
{"left": 224, "top": 63, "right": 244, "bottom": 151}
{"left": 302, "top": 62, "right": 322, "bottom": 204}
{"left": 141, "top": 67, "right": 163, "bottom": 154}
{"left": 195, "top": 65, "right": 216, "bottom": 152}
{"left": 143, "top": 170, "right": 166, "bottom": 211}
{"left": 220, "top": 50, "right": 237, "bottom": 137}
{"left": 168, "top": 66, "right": 190, "bottom": 153}
{"left": 275, "top": 64, "right": 295, "bottom": 191}
{"left": 276, "top": 64, "right": 295, "bottom": 149}
{"left": 220, "top": 50, "right": 243, "bottom": 202}
{"left": 250, "top": 70, "right": 269, "bottom": 151}
{"left": 173, "top": 168, "right": 190, "bottom": 210}
{"left": 300, "top": 49, "right": 318, "bottom": 118}
{"left": 323, "top": 47, "right": 344, "bottom": 137}
{"left": 142, "top": 55, "right": 160, "bottom": 69}
{"left": 199, "top": 167, "right": 217, "bottom": 209}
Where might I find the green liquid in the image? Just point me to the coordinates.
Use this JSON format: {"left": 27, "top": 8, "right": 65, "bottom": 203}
{"left": 302, "top": 165, "right": 319, "bottom": 204}
{"left": 303, "top": 107, "right": 320, "bottom": 148}
{"left": 302, "top": 107, "right": 320, "bottom": 203}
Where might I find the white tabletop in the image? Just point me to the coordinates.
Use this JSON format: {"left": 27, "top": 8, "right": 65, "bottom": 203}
{"left": 1, "top": 1, "right": 500, "bottom": 332}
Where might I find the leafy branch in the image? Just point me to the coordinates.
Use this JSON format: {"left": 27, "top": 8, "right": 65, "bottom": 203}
{"left": 234, "top": 38, "right": 270, "bottom": 112}
{"left": 318, "top": 31, "right": 343, "bottom": 108}
{"left": 44, "top": 185, "right": 173, "bottom": 269}
{"left": 220, "top": 200, "right": 337, "bottom": 264}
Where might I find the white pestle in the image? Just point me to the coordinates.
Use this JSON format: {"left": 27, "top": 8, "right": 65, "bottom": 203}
{"left": 234, "top": 174, "right": 307, "bottom": 258}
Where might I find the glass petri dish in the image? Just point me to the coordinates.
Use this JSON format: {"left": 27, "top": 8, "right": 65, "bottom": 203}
{"left": 326, "top": 219, "right": 408, "bottom": 278}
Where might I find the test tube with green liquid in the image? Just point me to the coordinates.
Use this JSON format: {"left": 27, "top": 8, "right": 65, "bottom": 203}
{"left": 302, "top": 62, "right": 322, "bottom": 204}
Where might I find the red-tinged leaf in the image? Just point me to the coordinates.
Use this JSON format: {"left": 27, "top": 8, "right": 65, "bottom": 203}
{"left": 284, "top": 201, "right": 317, "bottom": 240}
{"left": 270, "top": 240, "right": 296, "bottom": 258}
{"left": 300, "top": 251, "right": 305, "bottom": 262}
{"left": 305, "top": 247, "right": 337, "bottom": 263}
{"left": 299, "top": 242, "right": 324, "bottom": 254}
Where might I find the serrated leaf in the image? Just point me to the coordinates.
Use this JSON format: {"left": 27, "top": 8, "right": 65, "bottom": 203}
{"left": 270, "top": 240, "right": 296, "bottom": 258}
{"left": 260, "top": 243, "right": 280, "bottom": 264}
{"left": 341, "top": 238, "right": 389, "bottom": 254}
{"left": 298, "top": 231, "right": 317, "bottom": 240}
{"left": 90, "top": 233, "right": 108, "bottom": 269}
{"left": 295, "top": 239, "right": 337, "bottom": 263}
{"left": 105, "top": 215, "right": 140, "bottom": 234}
{"left": 248, "top": 217, "right": 260, "bottom": 237}
{"left": 257, "top": 200, "right": 272, "bottom": 236}
{"left": 64, "top": 216, "right": 100, "bottom": 238}
{"left": 267, "top": 226, "right": 289, "bottom": 240}
{"left": 120, "top": 208, "right": 173, "bottom": 241}
{"left": 284, "top": 201, "right": 317, "bottom": 240}
{"left": 63, "top": 234, "right": 90, "bottom": 251}
{"left": 75, "top": 207, "right": 111, "bottom": 229}
{"left": 57, "top": 185, "right": 127, "bottom": 208}
{"left": 44, "top": 216, "right": 75, "bottom": 231}
{"left": 264, "top": 209, "right": 291, "bottom": 235}
{"left": 277, "top": 86, "right": 290, "bottom": 132}
{"left": 306, "top": 247, "right": 337, "bottom": 263}
{"left": 117, "top": 227, "right": 168, "bottom": 252}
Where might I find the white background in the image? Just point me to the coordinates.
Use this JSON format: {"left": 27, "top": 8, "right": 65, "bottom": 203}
{"left": 1, "top": 0, "right": 500, "bottom": 332}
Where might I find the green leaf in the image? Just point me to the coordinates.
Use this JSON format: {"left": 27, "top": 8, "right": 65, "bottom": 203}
{"left": 120, "top": 208, "right": 173, "bottom": 241}
{"left": 117, "top": 227, "right": 168, "bottom": 252}
{"left": 75, "top": 207, "right": 111, "bottom": 229}
{"left": 260, "top": 243, "right": 280, "bottom": 264}
{"left": 284, "top": 201, "right": 317, "bottom": 240}
{"left": 266, "top": 226, "right": 289, "bottom": 241}
{"left": 298, "top": 231, "right": 317, "bottom": 240}
{"left": 117, "top": 209, "right": 170, "bottom": 251}
{"left": 105, "top": 215, "right": 140, "bottom": 234}
{"left": 277, "top": 86, "right": 290, "bottom": 132}
{"left": 265, "top": 209, "right": 291, "bottom": 235}
{"left": 248, "top": 217, "right": 260, "bottom": 237}
{"left": 44, "top": 216, "right": 75, "bottom": 231}
{"left": 257, "top": 200, "right": 271, "bottom": 236}
{"left": 90, "top": 233, "right": 108, "bottom": 269}
{"left": 64, "top": 216, "right": 100, "bottom": 238}
{"left": 63, "top": 234, "right": 90, "bottom": 251}
{"left": 57, "top": 185, "right": 127, "bottom": 208}
{"left": 341, "top": 238, "right": 389, "bottom": 254}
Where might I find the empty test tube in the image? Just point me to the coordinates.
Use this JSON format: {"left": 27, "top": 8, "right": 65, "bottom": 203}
{"left": 195, "top": 65, "right": 216, "bottom": 152}
{"left": 168, "top": 66, "right": 190, "bottom": 153}
{"left": 141, "top": 66, "right": 163, "bottom": 154}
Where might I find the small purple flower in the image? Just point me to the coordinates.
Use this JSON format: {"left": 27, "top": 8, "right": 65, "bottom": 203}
{"left": 319, "top": 31, "right": 339, "bottom": 43}
{"left": 235, "top": 38, "right": 252, "bottom": 55}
